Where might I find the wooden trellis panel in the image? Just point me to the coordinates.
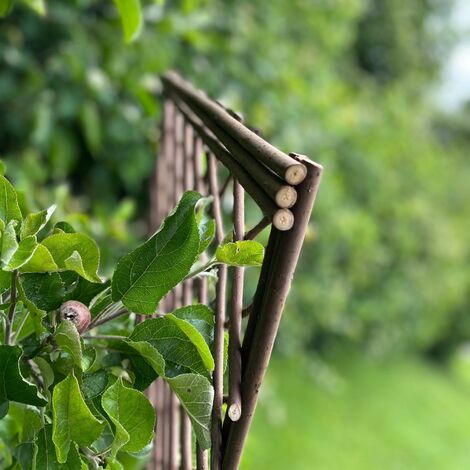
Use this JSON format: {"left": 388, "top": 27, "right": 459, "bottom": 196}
{"left": 147, "top": 72, "right": 323, "bottom": 470}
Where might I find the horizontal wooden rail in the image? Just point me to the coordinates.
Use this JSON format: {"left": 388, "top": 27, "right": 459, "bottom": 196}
{"left": 162, "top": 72, "right": 308, "bottom": 185}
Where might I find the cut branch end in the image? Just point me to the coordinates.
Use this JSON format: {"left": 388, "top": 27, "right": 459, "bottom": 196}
{"left": 285, "top": 163, "right": 307, "bottom": 185}
{"left": 273, "top": 209, "right": 294, "bottom": 231}
{"left": 227, "top": 403, "right": 242, "bottom": 422}
{"left": 275, "top": 185, "right": 297, "bottom": 208}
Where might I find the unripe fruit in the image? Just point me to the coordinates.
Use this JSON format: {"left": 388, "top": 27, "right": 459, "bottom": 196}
{"left": 59, "top": 300, "right": 91, "bottom": 333}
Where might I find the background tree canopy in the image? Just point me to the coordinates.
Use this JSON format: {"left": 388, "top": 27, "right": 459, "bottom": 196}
{"left": 1, "top": 0, "right": 469, "bottom": 359}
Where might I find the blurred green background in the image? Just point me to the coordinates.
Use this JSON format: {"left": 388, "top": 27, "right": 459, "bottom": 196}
{"left": 1, "top": 0, "right": 470, "bottom": 468}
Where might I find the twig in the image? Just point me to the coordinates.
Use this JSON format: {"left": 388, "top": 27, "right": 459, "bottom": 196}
{"left": 28, "top": 359, "right": 45, "bottom": 391}
{"left": 87, "top": 307, "right": 129, "bottom": 329}
{"left": 184, "top": 259, "right": 218, "bottom": 281}
{"left": 88, "top": 300, "right": 122, "bottom": 329}
{"left": 82, "top": 335, "right": 126, "bottom": 341}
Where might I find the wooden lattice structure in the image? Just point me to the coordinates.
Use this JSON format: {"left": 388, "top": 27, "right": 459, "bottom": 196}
{"left": 147, "top": 72, "right": 323, "bottom": 470}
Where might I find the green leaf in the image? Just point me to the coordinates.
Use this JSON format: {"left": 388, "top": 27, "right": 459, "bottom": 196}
{"left": 82, "top": 371, "right": 109, "bottom": 400}
{"left": 0, "top": 345, "right": 47, "bottom": 408}
{"left": 127, "top": 340, "right": 165, "bottom": 377}
{"left": 0, "top": 436, "right": 12, "bottom": 467}
{"left": 20, "top": 205, "right": 56, "bottom": 239}
{"left": 21, "top": 273, "right": 65, "bottom": 311}
{"left": 0, "top": 270, "right": 11, "bottom": 296}
{"left": 167, "top": 313, "right": 214, "bottom": 371}
{"left": 101, "top": 378, "right": 155, "bottom": 457}
{"left": 0, "top": 0, "right": 14, "bottom": 17}
{"left": 0, "top": 175, "right": 22, "bottom": 223}
{"left": 196, "top": 199, "right": 216, "bottom": 255}
{"left": 33, "top": 357, "right": 54, "bottom": 402}
{"left": 0, "top": 401, "right": 8, "bottom": 419}
{"left": 3, "top": 235, "right": 38, "bottom": 270}
{"left": 53, "top": 221, "right": 75, "bottom": 234}
{"left": 36, "top": 425, "right": 86, "bottom": 470}
{"left": 65, "top": 277, "right": 110, "bottom": 306}
{"left": 195, "top": 196, "right": 215, "bottom": 255}
{"left": 19, "top": 244, "right": 59, "bottom": 273}
{"left": 55, "top": 320, "right": 83, "bottom": 370}
{"left": 167, "top": 374, "right": 213, "bottom": 449}
{"left": 198, "top": 217, "right": 215, "bottom": 254}
{"left": 17, "top": 281, "right": 47, "bottom": 336}
{"left": 41, "top": 233, "right": 101, "bottom": 283}
{"left": 22, "top": 0, "right": 46, "bottom": 15}
{"left": 14, "top": 441, "right": 38, "bottom": 470}
{"left": 52, "top": 373, "right": 104, "bottom": 463}
{"left": 1, "top": 220, "right": 18, "bottom": 265}
{"left": 129, "top": 316, "right": 211, "bottom": 378}
{"left": 7, "top": 403, "right": 42, "bottom": 441}
{"left": 112, "top": 191, "right": 201, "bottom": 314}
{"left": 82, "top": 347, "right": 97, "bottom": 372}
{"left": 106, "top": 458, "right": 124, "bottom": 470}
{"left": 215, "top": 240, "right": 264, "bottom": 267}
{"left": 113, "top": 0, "right": 143, "bottom": 43}
{"left": 172, "top": 304, "right": 214, "bottom": 347}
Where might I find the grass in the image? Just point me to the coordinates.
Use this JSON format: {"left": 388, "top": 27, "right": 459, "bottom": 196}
{"left": 242, "top": 352, "right": 470, "bottom": 469}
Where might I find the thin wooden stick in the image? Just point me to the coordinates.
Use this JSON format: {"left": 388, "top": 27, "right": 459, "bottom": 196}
{"left": 219, "top": 174, "right": 232, "bottom": 200}
{"left": 195, "top": 146, "right": 209, "bottom": 470}
{"left": 244, "top": 216, "right": 270, "bottom": 241}
{"left": 207, "top": 152, "right": 226, "bottom": 470}
{"left": 222, "top": 158, "right": 323, "bottom": 468}
{"left": 180, "top": 411, "right": 192, "bottom": 470}
{"left": 227, "top": 180, "right": 244, "bottom": 422}
{"left": 179, "top": 98, "right": 298, "bottom": 208}
{"left": 162, "top": 72, "right": 307, "bottom": 185}
{"left": 155, "top": 379, "right": 164, "bottom": 470}
{"left": 170, "top": 96, "right": 278, "bottom": 219}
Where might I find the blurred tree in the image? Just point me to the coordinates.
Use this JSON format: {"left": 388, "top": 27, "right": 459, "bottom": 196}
{"left": 0, "top": 0, "right": 468, "bottom": 356}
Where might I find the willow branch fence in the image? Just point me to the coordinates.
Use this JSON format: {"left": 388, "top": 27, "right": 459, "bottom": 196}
{"left": 147, "top": 71, "right": 323, "bottom": 470}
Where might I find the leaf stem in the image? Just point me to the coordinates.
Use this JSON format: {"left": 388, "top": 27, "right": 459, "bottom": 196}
{"left": 4, "top": 270, "right": 18, "bottom": 345}
{"left": 87, "top": 307, "right": 129, "bottom": 329}
{"left": 93, "top": 299, "right": 120, "bottom": 321}
{"left": 184, "top": 259, "right": 218, "bottom": 281}
{"left": 11, "top": 311, "right": 29, "bottom": 344}
{"left": 82, "top": 334, "right": 126, "bottom": 341}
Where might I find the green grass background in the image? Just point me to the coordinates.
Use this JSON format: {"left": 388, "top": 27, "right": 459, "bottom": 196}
{"left": 243, "top": 353, "right": 470, "bottom": 470}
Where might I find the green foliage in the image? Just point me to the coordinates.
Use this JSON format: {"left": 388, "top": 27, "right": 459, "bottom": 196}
{"left": 0, "top": 174, "right": 264, "bottom": 465}
{"left": 112, "top": 191, "right": 201, "bottom": 314}
{"left": 20, "top": 205, "right": 56, "bottom": 240}
{"left": 36, "top": 425, "right": 86, "bottom": 469}
{"left": 21, "top": 273, "right": 65, "bottom": 311}
{"left": 113, "top": 0, "right": 143, "bottom": 43}
{"left": 166, "top": 373, "right": 213, "bottom": 448}
{"left": 101, "top": 378, "right": 155, "bottom": 456}
{"left": 52, "top": 373, "right": 104, "bottom": 463}
{"left": 41, "top": 233, "right": 102, "bottom": 283}
{"left": 0, "top": 345, "right": 46, "bottom": 415}
{"left": 0, "top": 175, "right": 22, "bottom": 223}
{"left": 0, "top": 0, "right": 14, "bottom": 17}
{"left": 54, "top": 320, "right": 83, "bottom": 370}
{"left": 1, "top": 0, "right": 464, "bottom": 359}
{"left": 172, "top": 304, "right": 214, "bottom": 346}
{"left": 0, "top": 0, "right": 468, "bottom": 464}
{"left": 216, "top": 240, "right": 264, "bottom": 267}
{"left": 130, "top": 316, "right": 213, "bottom": 378}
